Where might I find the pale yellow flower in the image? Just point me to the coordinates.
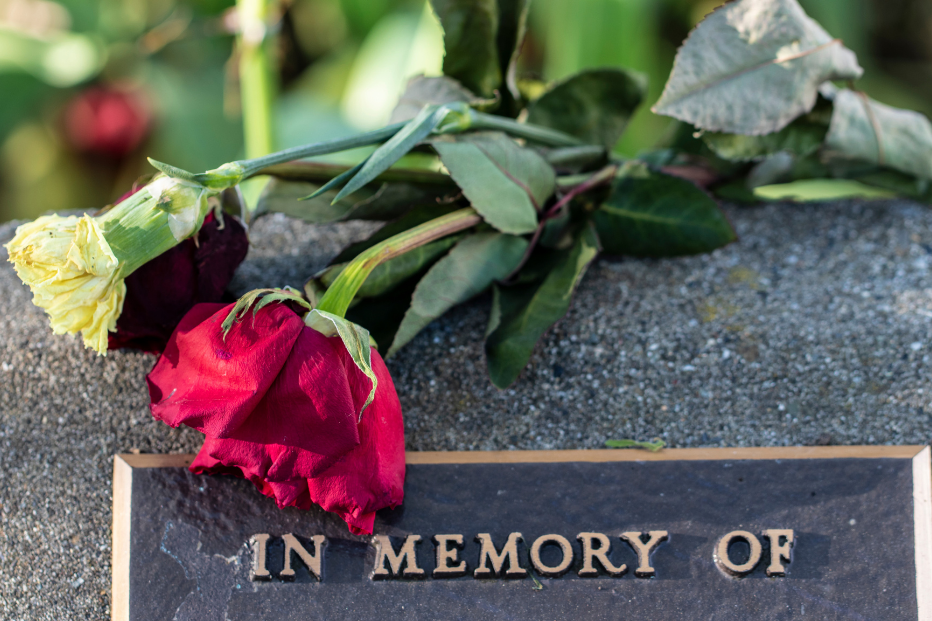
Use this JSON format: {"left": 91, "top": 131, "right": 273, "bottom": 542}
{"left": 5, "top": 214, "right": 126, "bottom": 355}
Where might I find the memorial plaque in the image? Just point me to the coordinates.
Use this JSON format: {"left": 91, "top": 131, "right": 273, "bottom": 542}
{"left": 112, "top": 446, "right": 932, "bottom": 621}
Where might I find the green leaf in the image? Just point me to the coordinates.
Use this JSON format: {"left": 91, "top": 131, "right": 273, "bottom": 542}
{"left": 485, "top": 225, "right": 599, "bottom": 388}
{"left": 652, "top": 0, "right": 862, "bottom": 135}
{"left": 605, "top": 438, "right": 666, "bottom": 452}
{"left": 300, "top": 159, "right": 368, "bottom": 201}
{"left": 594, "top": 162, "right": 736, "bottom": 257}
{"left": 390, "top": 75, "right": 492, "bottom": 123}
{"left": 333, "top": 104, "right": 448, "bottom": 202}
{"left": 526, "top": 68, "right": 647, "bottom": 149}
{"left": 823, "top": 88, "right": 932, "bottom": 180}
{"left": 304, "top": 310, "right": 378, "bottom": 417}
{"left": 388, "top": 232, "right": 528, "bottom": 356}
{"left": 430, "top": 132, "right": 555, "bottom": 235}
{"left": 702, "top": 117, "right": 828, "bottom": 162}
{"left": 317, "top": 236, "right": 461, "bottom": 300}
{"left": 429, "top": 0, "right": 501, "bottom": 97}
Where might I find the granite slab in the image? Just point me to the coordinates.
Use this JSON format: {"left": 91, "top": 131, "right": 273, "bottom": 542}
{"left": 1, "top": 198, "right": 931, "bottom": 619}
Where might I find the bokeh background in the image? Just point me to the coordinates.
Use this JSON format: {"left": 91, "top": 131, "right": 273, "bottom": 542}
{"left": 1, "top": 0, "right": 930, "bottom": 222}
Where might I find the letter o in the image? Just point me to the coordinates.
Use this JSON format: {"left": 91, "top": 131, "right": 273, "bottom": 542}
{"left": 715, "top": 530, "right": 762, "bottom": 576}
{"left": 530, "top": 534, "right": 574, "bottom": 577}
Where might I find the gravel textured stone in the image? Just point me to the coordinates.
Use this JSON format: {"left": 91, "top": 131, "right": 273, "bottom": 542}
{"left": 1, "top": 200, "right": 930, "bottom": 619}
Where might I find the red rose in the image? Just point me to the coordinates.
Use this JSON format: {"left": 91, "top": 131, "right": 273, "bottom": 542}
{"left": 146, "top": 301, "right": 405, "bottom": 535}
{"left": 108, "top": 212, "right": 249, "bottom": 354}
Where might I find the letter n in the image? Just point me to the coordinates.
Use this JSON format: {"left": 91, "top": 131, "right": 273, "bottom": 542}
{"left": 280, "top": 534, "right": 326, "bottom": 581}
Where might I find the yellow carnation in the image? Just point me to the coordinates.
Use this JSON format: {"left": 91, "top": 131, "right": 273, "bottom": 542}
{"left": 5, "top": 214, "right": 126, "bottom": 355}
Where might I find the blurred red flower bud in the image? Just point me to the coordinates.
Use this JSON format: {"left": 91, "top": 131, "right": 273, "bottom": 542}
{"left": 146, "top": 301, "right": 406, "bottom": 535}
{"left": 64, "top": 86, "right": 151, "bottom": 157}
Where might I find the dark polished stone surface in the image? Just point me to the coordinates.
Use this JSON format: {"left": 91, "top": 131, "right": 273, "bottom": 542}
{"left": 123, "top": 455, "right": 923, "bottom": 620}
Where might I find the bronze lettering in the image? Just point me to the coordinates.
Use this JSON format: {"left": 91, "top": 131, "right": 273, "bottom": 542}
{"left": 761, "top": 529, "right": 795, "bottom": 577}
{"left": 280, "top": 534, "right": 326, "bottom": 581}
{"left": 432, "top": 534, "right": 467, "bottom": 577}
{"left": 620, "top": 531, "right": 669, "bottom": 577}
{"left": 249, "top": 533, "right": 271, "bottom": 581}
{"left": 714, "top": 530, "right": 762, "bottom": 577}
{"left": 577, "top": 532, "right": 627, "bottom": 577}
{"left": 371, "top": 535, "right": 425, "bottom": 579}
{"left": 529, "top": 534, "right": 574, "bottom": 577}
{"left": 473, "top": 533, "right": 527, "bottom": 578}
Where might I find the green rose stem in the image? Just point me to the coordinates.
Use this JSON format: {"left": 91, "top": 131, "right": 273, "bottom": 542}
{"left": 315, "top": 208, "right": 482, "bottom": 318}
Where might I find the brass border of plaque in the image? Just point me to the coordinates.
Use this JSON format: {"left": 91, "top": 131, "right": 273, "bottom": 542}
{"left": 111, "top": 445, "right": 932, "bottom": 621}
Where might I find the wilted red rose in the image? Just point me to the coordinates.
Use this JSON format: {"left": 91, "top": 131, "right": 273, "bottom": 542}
{"left": 64, "top": 86, "right": 151, "bottom": 157}
{"left": 107, "top": 212, "right": 249, "bottom": 354}
{"left": 146, "top": 301, "right": 405, "bottom": 535}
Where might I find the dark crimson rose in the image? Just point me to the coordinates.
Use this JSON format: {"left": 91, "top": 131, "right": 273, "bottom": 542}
{"left": 108, "top": 212, "right": 249, "bottom": 354}
{"left": 64, "top": 86, "right": 151, "bottom": 157}
{"left": 147, "top": 302, "right": 405, "bottom": 535}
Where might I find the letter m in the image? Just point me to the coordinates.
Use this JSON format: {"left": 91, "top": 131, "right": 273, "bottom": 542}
{"left": 474, "top": 533, "right": 527, "bottom": 577}
{"left": 371, "top": 535, "right": 424, "bottom": 579}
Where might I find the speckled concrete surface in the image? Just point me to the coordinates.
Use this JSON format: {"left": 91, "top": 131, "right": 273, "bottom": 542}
{"left": 1, "top": 200, "right": 930, "bottom": 619}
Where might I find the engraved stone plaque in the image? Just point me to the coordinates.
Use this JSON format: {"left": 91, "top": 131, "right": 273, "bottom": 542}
{"left": 112, "top": 447, "right": 932, "bottom": 620}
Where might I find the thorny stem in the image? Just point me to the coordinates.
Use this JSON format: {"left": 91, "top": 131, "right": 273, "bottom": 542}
{"left": 503, "top": 165, "right": 618, "bottom": 283}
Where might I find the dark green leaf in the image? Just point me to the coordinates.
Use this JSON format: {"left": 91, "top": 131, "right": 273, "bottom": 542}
{"left": 388, "top": 232, "right": 528, "bottom": 356}
{"left": 594, "top": 162, "right": 736, "bottom": 257}
{"left": 429, "top": 0, "right": 501, "bottom": 97}
{"left": 345, "top": 267, "right": 430, "bottom": 352}
{"left": 317, "top": 236, "right": 460, "bottom": 300}
{"left": 823, "top": 88, "right": 932, "bottom": 180}
{"left": 431, "top": 131, "right": 555, "bottom": 235}
{"left": 652, "top": 0, "right": 862, "bottom": 134}
{"left": 485, "top": 224, "right": 599, "bottom": 388}
{"left": 526, "top": 68, "right": 647, "bottom": 149}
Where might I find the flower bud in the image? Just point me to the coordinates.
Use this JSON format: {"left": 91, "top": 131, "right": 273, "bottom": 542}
{"left": 5, "top": 173, "right": 227, "bottom": 355}
{"left": 5, "top": 214, "right": 125, "bottom": 354}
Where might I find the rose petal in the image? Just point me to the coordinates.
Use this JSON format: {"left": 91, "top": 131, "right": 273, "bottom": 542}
{"left": 109, "top": 213, "right": 248, "bottom": 354}
{"left": 148, "top": 302, "right": 304, "bottom": 437}
{"left": 187, "top": 345, "right": 405, "bottom": 535}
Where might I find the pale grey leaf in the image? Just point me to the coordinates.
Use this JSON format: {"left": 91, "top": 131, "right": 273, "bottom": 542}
{"left": 823, "top": 88, "right": 932, "bottom": 180}
{"left": 652, "top": 0, "right": 862, "bottom": 135}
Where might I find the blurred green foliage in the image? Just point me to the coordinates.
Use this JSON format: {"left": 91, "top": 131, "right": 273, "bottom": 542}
{"left": 1, "top": 0, "right": 930, "bottom": 221}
